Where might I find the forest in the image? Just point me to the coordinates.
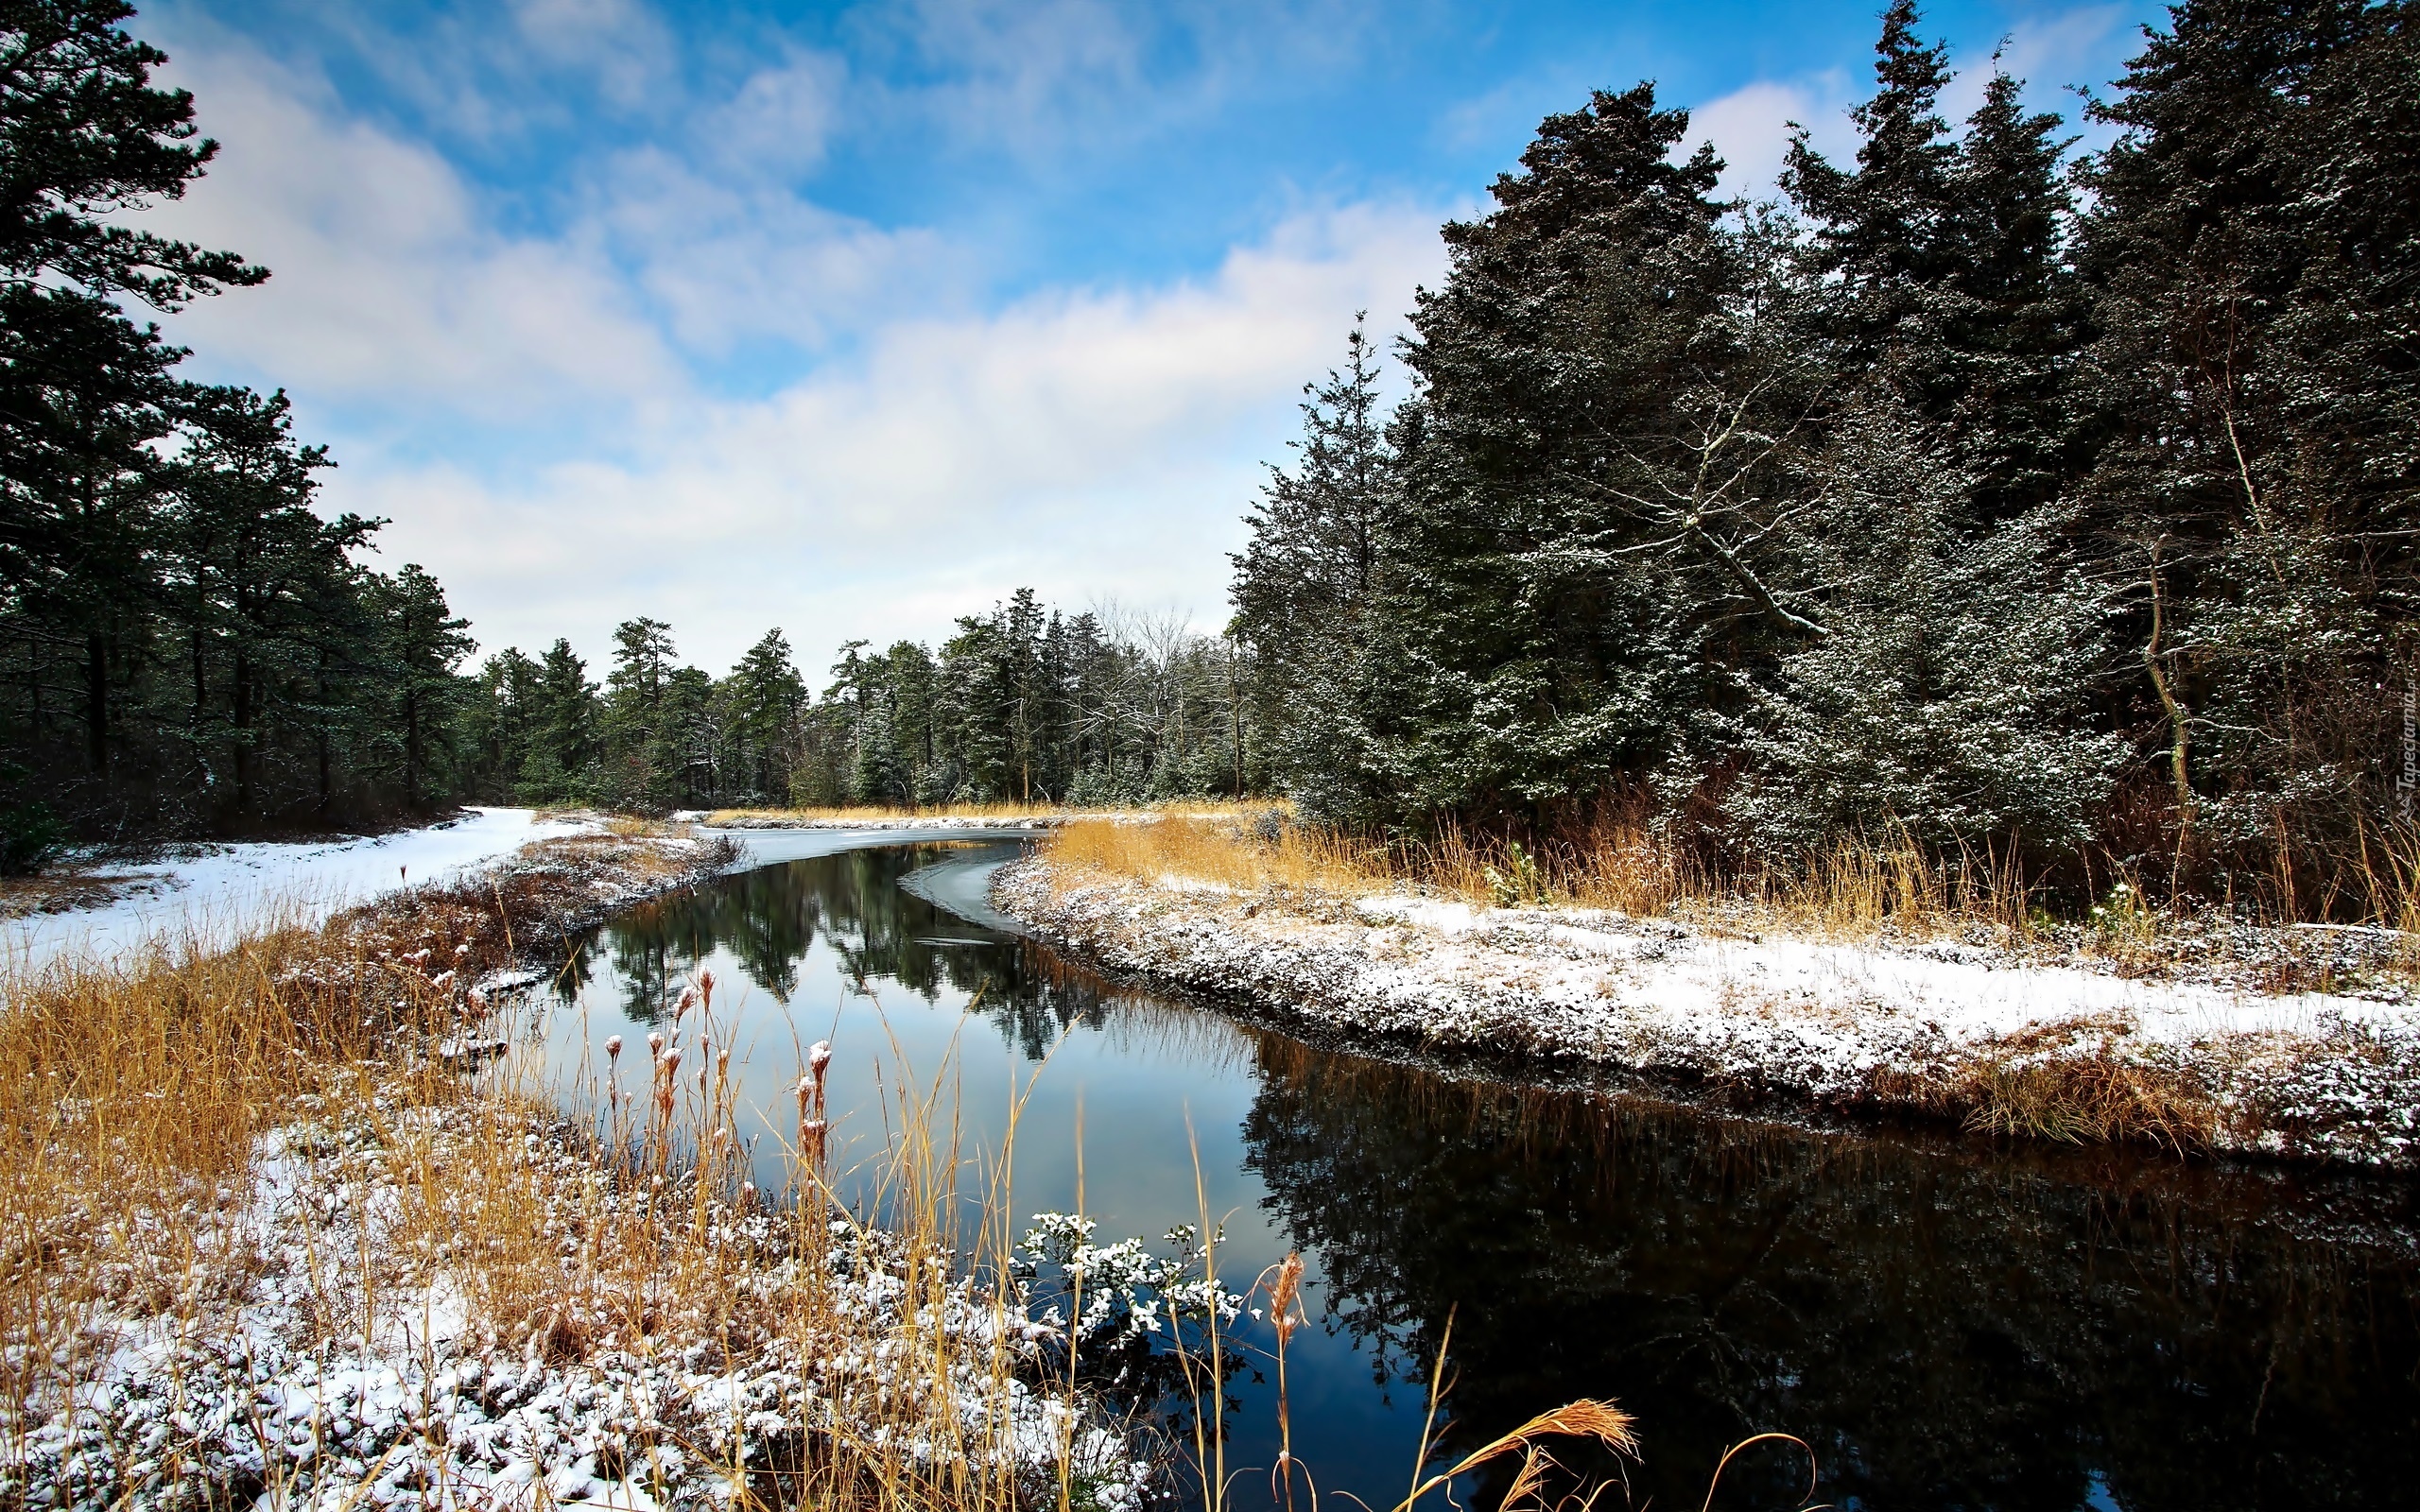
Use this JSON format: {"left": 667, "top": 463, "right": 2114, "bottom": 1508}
{"left": 1236, "top": 0, "right": 2419, "bottom": 904}
{"left": 5, "top": 0, "right": 2415, "bottom": 911}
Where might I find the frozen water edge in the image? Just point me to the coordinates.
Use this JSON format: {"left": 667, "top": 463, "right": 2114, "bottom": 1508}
{"left": 993, "top": 861, "right": 2420, "bottom": 1168}
{"left": 3, "top": 808, "right": 604, "bottom": 974}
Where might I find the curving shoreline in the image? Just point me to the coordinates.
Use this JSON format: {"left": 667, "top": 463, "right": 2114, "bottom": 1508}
{"left": 991, "top": 857, "right": 2420, "bottom": 1170}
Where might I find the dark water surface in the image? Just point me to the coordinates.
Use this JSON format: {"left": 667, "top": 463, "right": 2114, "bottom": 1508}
{"left": 521, "top": 840, "right": 2420, "bottom": 1511}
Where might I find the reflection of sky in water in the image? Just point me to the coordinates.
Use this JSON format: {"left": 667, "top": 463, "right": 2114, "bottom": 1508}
{"left": 512, "top": 841, "right": 1431, "bottom": 1494}
{"left": 500, "top": 841, "right": 2420, "bottom": 1512}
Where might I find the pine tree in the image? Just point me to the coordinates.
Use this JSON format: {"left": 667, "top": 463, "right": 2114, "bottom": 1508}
{"left": 724, "top": 628, "right": 805, "bottom": 802}
{"left": 1785, "top": 4, "right": 2085, "bottom": 522}
{"left": 526, "top": 639, "right": 597, "bottom": 804}
{"left": 1366, "top": 82, "right": 1814, "bottom": 823}
{"left": 1232, "top": 318, "right": 1394, "bottom": 814}
{"left": 2075, "top": 0, "right": 2411, "bottom": 870}
{"left": 601, "top": 616, "right": 676, "bottom": 807}
{"left": 366, "top": 564, "right": 470, "bottom": 813}
{"left": 164, "top": 386, "right": 364, "bottom": 821}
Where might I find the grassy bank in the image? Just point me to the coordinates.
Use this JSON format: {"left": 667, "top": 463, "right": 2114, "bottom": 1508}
{"left": 700, "top": 800, "right": 1274, "bottom": 830}
{"left": 1046, "top": 815, "right": 2420, "bottom": 988}
{"left": 1006, "top": 819, "right": 2420, "bottom": 1164}
{"left": 0, "top": 825, "right": 1156, "bottom": 1509}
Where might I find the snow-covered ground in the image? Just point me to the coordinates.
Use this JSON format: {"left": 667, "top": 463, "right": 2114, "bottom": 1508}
{"left": 995, "top": 862, "right": 2420, "bottom": 1166}
{"left": 4, "top": 808, "right": 601, "bottom": 974}
{"left": 2, "top": 820, "right": 1156, "bottom": 1508}
{"left": 8, "top": 1102, "right": 1150, "bottom": 1511}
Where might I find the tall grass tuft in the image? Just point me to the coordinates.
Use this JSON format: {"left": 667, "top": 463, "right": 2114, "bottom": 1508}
{"left": 1046, "top": 807, "right": 2420, "bottom": 945}
{"left": 0, "top": 841, "right": 1142, "bottom": 1508}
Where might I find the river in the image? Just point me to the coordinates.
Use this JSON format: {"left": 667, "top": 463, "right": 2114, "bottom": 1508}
{"left": 512, "top": 835, "right": 2420, "bottom": 1511}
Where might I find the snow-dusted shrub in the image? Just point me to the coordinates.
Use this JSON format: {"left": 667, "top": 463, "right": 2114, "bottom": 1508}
{"left": 1737, "top": 415, "right": 2126, "bottom": 852}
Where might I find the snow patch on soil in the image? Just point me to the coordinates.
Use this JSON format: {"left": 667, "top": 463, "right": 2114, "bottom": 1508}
{"left": 4, "top": 809, "right": 602, "bottom": 972}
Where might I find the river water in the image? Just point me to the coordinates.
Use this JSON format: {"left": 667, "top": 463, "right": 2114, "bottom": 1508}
{"left": 517, "top": 837, "right": 2420, "bottom": 1511}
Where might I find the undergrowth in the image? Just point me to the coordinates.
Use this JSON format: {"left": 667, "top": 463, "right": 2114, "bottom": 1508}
{"left": 1046, "top": 813, "right": 2420, "bottom": 968}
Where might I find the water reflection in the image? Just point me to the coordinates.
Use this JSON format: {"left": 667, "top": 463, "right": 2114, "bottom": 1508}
{"left": 1241, "top": 1041, "right": 2420, "bottom": 1510}
{"left": 527, "top": 842, "right": 2420, "bottom": 1511}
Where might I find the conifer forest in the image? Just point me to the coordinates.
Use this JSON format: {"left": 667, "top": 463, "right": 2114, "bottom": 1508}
{"left": 6, "top": 0, "right": 2416, "bottom": 912}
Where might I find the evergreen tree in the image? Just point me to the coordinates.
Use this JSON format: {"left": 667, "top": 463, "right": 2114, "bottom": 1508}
{"left": 164, "top": 386, "right": 364, "bottom": 820}
{"left": 460, "top": 646, "right": 543, "bottom": 802}
{"left": 2075, "top": 0, "right": 2413, "bottom": 872}
{"left": 1364, "top": 83, "right": 1813, "bottom": 823}
{"left": 525, "top": 639, "right": 597, "bottom": 803}
{"left": 1232, "top": 318, "right": 1394, "bottom": 815}
{"left": 724, "top": 627, "right": 805, "bottom": 802}
{"left": 365, "top": 564, "right": 470, "bottom": 813}
{"left": 1785, "top": 3, "right": 2085, "bottom": 522}
{"left": 1738, "top": 404, "right": 2124, "bottom": 847}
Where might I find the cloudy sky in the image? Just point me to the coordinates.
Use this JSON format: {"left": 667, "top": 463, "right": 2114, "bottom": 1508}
{"left": 133, "top": 0, "right": 2159, "bottom": 679}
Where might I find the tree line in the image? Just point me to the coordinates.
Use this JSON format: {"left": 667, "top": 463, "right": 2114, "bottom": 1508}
{"left": 454, "top": 592, "right": 1258, "bottom": 812}
{"left": 0, "top": 0, "right": 1272, "bottom": 854}
{"left": 0, "top": 1, "right": 473, "bottom": 858}
{"left": 1232, "top": 0, "right": 2419, "bottom": 902}
{"left": 10, "top": 0, "right": 2412, "bottom": 906}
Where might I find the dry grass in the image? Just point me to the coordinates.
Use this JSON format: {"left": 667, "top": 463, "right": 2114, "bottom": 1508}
{"left": 702, "top": 799, "right": 1276, "bottom": 827}
{"left": 1045, "top": 814, "right": 2420, "bottom": 969}
{"left": 1045, "top": 813, "right": 2030, "bottom": 936}
{"left": 0, "top": 834, "right": 1141, "bottom": 1509}
{"left": 1034, "top": 817, "right": 2420, "bottom": 1159}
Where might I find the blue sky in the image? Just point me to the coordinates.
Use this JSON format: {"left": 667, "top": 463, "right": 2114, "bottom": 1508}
{"left": 134, "top": 0, "right": 2164, "bottom": 676}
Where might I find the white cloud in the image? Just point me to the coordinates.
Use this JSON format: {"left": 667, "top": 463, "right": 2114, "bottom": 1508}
{"left": 147, "top": 41, "right": 682, "bottom": 416}
{"left": 1684, "top": 3, "right": 2138, "bottom": 201}
{"left": 594, "top": 146, "right": 963, "bottom": 355}
{"left": 1940, "top": 4, "right": 2134, "bottom": 127}
{"left": 136, "top": 19, "right": 1444, "bottom": 672}
{"left": 510, "top": 0, "right": 676, "bottom": 108}
{"left": 701, "top": 49, "right": 847, "bottom": 178}
{"left": 129, "top": 4, "right": 1443, "bottom": 678}
{"left": 356, "top": 202, "right": 1444, "bottom": 671}
{"left": 1685, "top": 76, "right": 1854, "bottom": 201}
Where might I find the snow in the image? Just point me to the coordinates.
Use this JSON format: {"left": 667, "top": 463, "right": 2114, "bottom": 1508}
{"left": 1000, "top": 862, "right": 2420, "bottom": 1166}
{"left": 1347, "top": 893, "right": 2404, "bottom": 1045}
{"left": 4, "top": 808, "right": 601, "bottom": 974}
{"left": 6, "top": 1102, "right": 1155, "bottom": 1510}
{"left": 0, "top": 826, "right": 1162, "bottom": 1506}
{"left": 710, "top": 815, "right": 1064, "bottom": 831}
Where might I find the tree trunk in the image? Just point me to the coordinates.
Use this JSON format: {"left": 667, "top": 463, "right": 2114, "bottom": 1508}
{"left": 84, "top": 629, "right": 107, "bottom": 775}
{"left": 404, "top": 687, "right": 422, "bottom": 811}
{"left": 2143, "top": 551, "right": 2192, "bottom": 827}
{"left": 232, "top": 651, "right": 253, "bottom": 816}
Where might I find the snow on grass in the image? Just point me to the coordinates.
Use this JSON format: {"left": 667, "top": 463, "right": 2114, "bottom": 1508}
{"left": 3, "top": 809, "right": 604, "bottom": 974}
{"left": 1, "top": 822, "right": 1164, "bottom": 1508}
{"left": 3, "top": 1099, "right": 1150, "bottom": 1511}
{"left": 996, "top": 860, "right": 2420, "bottom": 1167}
{"left": 708, "top": 815, "right": 1067, "bottom": 832}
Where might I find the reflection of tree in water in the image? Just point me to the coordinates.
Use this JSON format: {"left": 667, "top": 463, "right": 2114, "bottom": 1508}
{"left": 1240, "top": 1040, "right": 2420, "bottom": 1512}
{"left": 566, "top": 846, "right": 1125, "bottom": 1057}
{"left": 559, "top": 891, "right": 722, "bottom": 1023}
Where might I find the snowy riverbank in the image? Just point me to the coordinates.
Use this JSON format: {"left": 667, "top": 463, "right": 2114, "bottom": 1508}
{"left": 9, "top": 1096, "right": 1145, "bottom": 1511}
{"left": 993, "top": 859, "right": 2420, "bottom": 1168}
{"left": 1, "top": 808, "right": 604, "bottom": 973}
{"left": 4, "top": 820, "right": 1156, "bottom": 1509}
{"left": 701, "top": 813, "right": 1065, "bottom": 832}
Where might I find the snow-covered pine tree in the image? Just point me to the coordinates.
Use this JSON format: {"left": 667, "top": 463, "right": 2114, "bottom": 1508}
{"left": 1363, "top": 82, "right": 1820, "bottom": 824}
{"left": 1231, "top": 318, "right": 1394, "bottom": 817}
{"left": 1737, "top": 402, "right": 2124, "bottom": 850}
